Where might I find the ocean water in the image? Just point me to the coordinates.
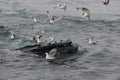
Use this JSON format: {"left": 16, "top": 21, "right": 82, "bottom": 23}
{"left": 0, "top": 0, "right": 120, "bottom": 80}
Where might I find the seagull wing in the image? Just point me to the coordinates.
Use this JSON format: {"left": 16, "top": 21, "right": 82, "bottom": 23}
{"left": 43, "top": 18, "right": 49, "bottom": 23}
{"left": 105, "top": 0, "right": 109, "bottom": 4}
{"left": 49, "top": 48, "right": 57, "bottom": 56}
{"left": 102, "top": 0, "right": 109, "bottom": 5}
{"left": 46, "top": 11, "right": 53, "bottom": 19}
{"left": 54, "top": 16, "right": 65, "bottom": 22}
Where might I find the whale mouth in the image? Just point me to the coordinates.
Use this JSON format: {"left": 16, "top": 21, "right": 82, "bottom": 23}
{"left": 15, "top": 39, "right": 79, "bottom": 60}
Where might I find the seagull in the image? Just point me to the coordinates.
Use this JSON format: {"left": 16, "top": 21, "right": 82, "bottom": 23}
{"left": 34, "top": 35, "right": 42, "bottom": 43}
{"left": 33, "top": 30, "right": 45, "bottom": 44}
{"left": 46, "top": 10, "right": 65, "bottom": 24}
{"left": 102, "top": 0, "right": 109, "bottom": 5}
{"left": 76, "top": 7, "right": 91, "bottom": 20}
{"left": 33, "top": 17, "right": 37, "bottom": 23}
{"left": 49, "top": 37, "right": 55, "bottom": 42}
{"left": 46, "top": 10, "right": 54, "bottom": 24}
{"left": 88, "top": 38, "right": 97, "bottom": 45}
{"left": 45, "top": 48, "right": 57, "bottom": 60}
{"left": 30, "top": 35, "right": 41, "bottom": 44}
{"left": 10, "top": 31, "right": 15, "bottom": 39}
{"left": 54, "top": 3, "right": 67, "bottom": 11}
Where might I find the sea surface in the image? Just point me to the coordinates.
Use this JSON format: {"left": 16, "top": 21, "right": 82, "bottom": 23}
{"left": 0, "top": 0, "right": 120, "bottom": 80}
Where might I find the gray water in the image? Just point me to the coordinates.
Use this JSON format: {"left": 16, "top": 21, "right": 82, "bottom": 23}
{"left": 0, "top": 0, "right": 120, "bottom": 80}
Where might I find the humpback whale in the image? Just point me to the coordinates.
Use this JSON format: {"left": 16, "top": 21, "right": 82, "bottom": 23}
{"left": 15, "top": 39, "right": 78, "bottom": 59}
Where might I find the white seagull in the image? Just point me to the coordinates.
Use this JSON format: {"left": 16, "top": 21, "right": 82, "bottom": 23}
{"left": 88, "top": 38, "right": 97, "bottom": 45}
{"left": 45, "top": 48, "right": 57, "bottom": 60}
{"left": 54, "top": 3, "right": 67, "bottom": 11}
{"left": 102, "top": 0, "right": 109, "bottom": 5}
{"left": 31, "top": 30, "right": 45, "bottom": 44}
{"left": 34, "top": 35, "right": 42, "bottom": 44}
{"left": 33, "top": 17, "right": 37, "bottom": 23}
{"left": 35, "top": 30, "right": 44, "bottom": 43}
{"left": 10, "top": 31, "right": 15, "bottom": 39}
{"left": 46, "top": 10, "right": 65, "bottom": 24}
{"left": 76, "top": 7, "right": 91, "bottom": 20}
{"left": 47, "top": 10, "right": 55, "bottom": 24}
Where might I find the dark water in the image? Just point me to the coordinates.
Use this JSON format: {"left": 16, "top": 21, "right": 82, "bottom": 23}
{"left": 0, "top": 0, "right": 120, "bottom": 80}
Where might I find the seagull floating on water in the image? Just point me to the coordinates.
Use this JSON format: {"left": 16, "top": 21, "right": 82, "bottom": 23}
{"left": 10, "top": 31, "right": 15, "bottom": 39}
{"left": 76, "top": 7, "right": 91, "bottom": 20}
{"left": 102, "top": 0, "right": 109, "bottom": 5}
{"left": 88, "top": 38, "right": 97, "bottom": 45}
{"left": 46, "top": 10, "right": 65, "bottom": 24}
{"left": 33, "top": 17, "right": 37, "bottom": 23}
{"left": 45, "top": 48, "right": 57, "bottom": 60}
{"left": 54, "top": 3, "right": 67, "bottom": 11}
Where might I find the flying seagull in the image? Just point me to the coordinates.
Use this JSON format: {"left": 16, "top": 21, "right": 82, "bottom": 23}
{"left": 102, "top": 0, "right": 109, "bottom": 5}
{"left": 30, "top": 30, "right": 44, "bottom": 44}
{"left": 35, "top": 30, "right": 44, "bottom": 44}
{"left": 34, "top": 35, "right": 42, "bottom": 44}
{"left": 47, "top": 10, "right": 55, "bottom": 24}
{"left": 46, "top": 10, "right": 65, "bottom": 24}
{"left": 45, "top": 48, "right": 57, "bottom": 60}
{"left": 54, "top": 3, "right": 67, "bottom": 11}
{"left": 76, "top": 7, "right": 91, "bottom": 20}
